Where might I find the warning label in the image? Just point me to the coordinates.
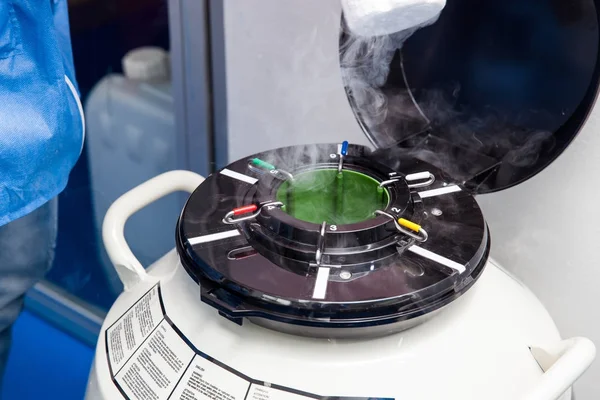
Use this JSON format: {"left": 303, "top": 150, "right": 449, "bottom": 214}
{"left": 106, "top": 284, "right": 391, "bottom": 400}
{"left": 170, "top": 356, "right": 249, "bottom": 400}
{"left": 115, "top": 320, "right": 195, "bottom": 400}
{"left": 247, "top": 385, "right": 311, "bottom": 400}
{"left": 107, "top": 285, "right": 164, "bottom": 373}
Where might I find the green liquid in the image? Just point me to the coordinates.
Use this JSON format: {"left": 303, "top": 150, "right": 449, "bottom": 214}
{"left": 276, "top": 169, "right": 389, "bottom": 225}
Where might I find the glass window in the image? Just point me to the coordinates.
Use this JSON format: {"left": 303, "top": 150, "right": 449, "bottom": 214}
{"left": 43, "top": 0, "right": 173, "bottom": 318}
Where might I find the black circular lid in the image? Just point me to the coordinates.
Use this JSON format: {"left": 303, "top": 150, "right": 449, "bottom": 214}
{"left": 340, "top": 0, "right": 600, "bottom": 193}
{"left": 176, "top": 144, "right": 489, "bottom": 333}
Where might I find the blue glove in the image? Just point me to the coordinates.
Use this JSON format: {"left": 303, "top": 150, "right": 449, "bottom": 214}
{"left": 0, "top": 0, "right": 84, "bottom": 226}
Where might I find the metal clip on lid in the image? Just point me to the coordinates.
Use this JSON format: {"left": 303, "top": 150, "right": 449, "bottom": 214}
{"left": 250, "top": 158, "right": 294, "bottom": 181}
{"left": 223, "top": 202, "right": 284, "bottom": 224}
{"left": 379, "top": 178, "right": 400, "bottom": 188}
{"left": 315, "top": 221, "right": 327, "bottom": 266}
{"left": 375, "top": 210, "right": 428, "bottom": 242}
{"left": 338, "top": 140, "right": 349, "bottom": 173}
{"left": 405, "top": 171, "right": 435, "bottom": 189}
{"left": 379, "top": 171, "right": 435, "bottom": 190}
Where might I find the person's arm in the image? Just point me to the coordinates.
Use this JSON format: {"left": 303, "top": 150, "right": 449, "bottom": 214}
{"left": 0, "top": 0, "right": 83, "bottom": 226}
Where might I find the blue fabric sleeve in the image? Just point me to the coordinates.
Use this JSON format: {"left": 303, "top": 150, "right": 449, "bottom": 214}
{"left": 0, "top": 0, "right": 84, "bottom": 226}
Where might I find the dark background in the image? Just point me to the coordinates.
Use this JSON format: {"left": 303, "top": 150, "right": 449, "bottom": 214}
{"left": 47, "top": 0, "right": 170, "bottom": 310}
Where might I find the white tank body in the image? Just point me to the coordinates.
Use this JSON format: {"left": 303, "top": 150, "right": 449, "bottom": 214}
{"left": 84, "top": 171, "right": 595, "bottom": 400}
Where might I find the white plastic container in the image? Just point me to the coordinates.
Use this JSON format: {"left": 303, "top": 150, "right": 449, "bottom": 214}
{"left": 85, "top": 47, "right": 184, "bottom": 294}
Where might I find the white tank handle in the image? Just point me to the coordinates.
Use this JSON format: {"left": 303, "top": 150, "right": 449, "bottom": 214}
{"left": 524, "top": 337, "right": 596, "bottom": 400}
{"left": 102, "top": 170, "right": 205, "bottom": 291}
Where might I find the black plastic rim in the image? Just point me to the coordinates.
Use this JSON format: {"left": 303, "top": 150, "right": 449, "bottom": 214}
{"left": 175, "top": 143, "right": 491, "bottom": 330}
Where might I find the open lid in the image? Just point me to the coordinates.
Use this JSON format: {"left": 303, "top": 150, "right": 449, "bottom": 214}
{"left": 340, "top": 0, "right": 600, "bottom": 193}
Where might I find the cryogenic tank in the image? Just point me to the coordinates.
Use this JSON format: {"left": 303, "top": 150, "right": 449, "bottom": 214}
{"left": 85, "top": 0, "right": 600, "bottom": 398}
{"left": 83, "top": 152, "right": 594, "bottom": 400}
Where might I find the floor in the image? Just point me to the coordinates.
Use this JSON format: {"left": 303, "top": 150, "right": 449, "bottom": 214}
{"left": 1, "top": 311, "right": 94, "bottom": 400}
